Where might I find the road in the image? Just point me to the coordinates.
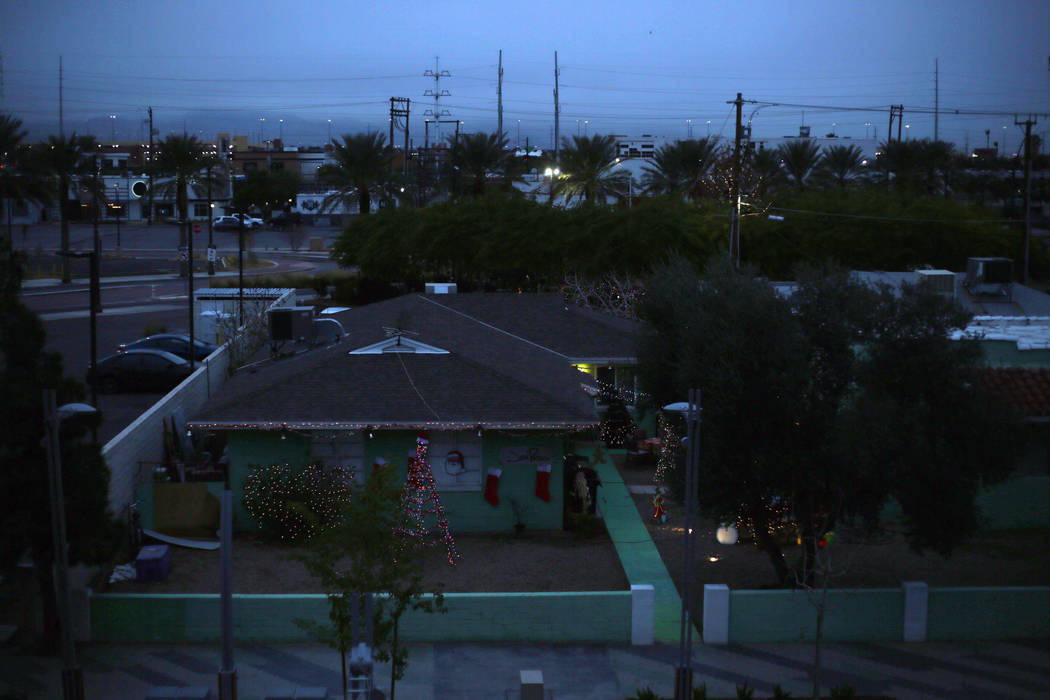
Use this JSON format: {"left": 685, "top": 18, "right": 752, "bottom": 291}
{"left": 15, "top": 222, "right": 343, "bottom": 443}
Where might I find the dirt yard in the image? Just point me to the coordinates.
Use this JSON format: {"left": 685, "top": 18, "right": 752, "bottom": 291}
{"left": 106, "top": 529, "right": 630, "bottom": 594}
{"left": 106, "top": 457, "right": 1048, "bottom": 596}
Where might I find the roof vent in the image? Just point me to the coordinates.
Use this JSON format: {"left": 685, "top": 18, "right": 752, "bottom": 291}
{"left": 965, "top": 258, "right": 1013, "bottom": 300}
{"left": 425, "top": 282, "right": 457, "bottom": 295}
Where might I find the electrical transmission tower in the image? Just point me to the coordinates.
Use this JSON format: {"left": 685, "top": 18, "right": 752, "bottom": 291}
{"left": 389, "top": 97, "right": 411, "bottom": 176}
{"left": 423, "top": 57, "right": 451, "bottom": 144}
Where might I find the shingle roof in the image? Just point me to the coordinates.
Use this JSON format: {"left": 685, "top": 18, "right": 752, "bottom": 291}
{"left": 976, "top": 367, "right": 1050, "bottom": 418}
{"left": 190, "top": 293, "right": 630, "bottom": 430}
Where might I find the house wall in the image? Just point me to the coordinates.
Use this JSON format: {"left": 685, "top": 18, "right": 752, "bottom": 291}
{"left": 980, "top": 340, "right": 1050, "bottom": 367}
{"left": 226, "top": 429, "right": 566, "bottom": 533}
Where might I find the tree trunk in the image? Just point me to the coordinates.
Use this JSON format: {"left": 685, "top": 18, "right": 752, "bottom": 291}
{"left": 389, "top": 619, "right": 399, "bottom": 700}
{"left": 752, "top": 506, "right": 790, "bottom": 586}
{"left": 359, "top": 185, "right": 370, "bottom": 216}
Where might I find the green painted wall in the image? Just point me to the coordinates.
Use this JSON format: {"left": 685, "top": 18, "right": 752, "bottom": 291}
{"left": 135, "top": 481, "right": 223, "bottom": 531}
{"left": 225, "top": 429, "right": 565, "bottom": 533}
{"left": 980, "top": 341, "right": 1050, "bottom": 367}
{"left": 90, "top": 591, "right": 631, "bottom": 644}
{"left": 927, "top": 587, "right": 1050, "bottom": 640}
{"left": 976, "top": 476, "right": 1050, "bottom": 529}
{"left": 728, "top": 589, "right": 904, "bottom": 643}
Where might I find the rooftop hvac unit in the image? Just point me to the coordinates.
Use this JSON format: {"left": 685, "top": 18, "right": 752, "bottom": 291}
{"left": 424, "top": 282, "right": 457, "bottom": 295}
{"left": 915, "top": 269, "right": 956, "bottom": 297}
{"left": 268, "top": 307, "right": 315, "bottom": 342}
{"left": 965, "top": 257, "right": 1013, "bottom": 299}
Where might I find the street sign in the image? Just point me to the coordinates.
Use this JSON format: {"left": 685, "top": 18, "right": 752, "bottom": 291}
{"left": 193, "top": 223, "right": 202, "bottom": 234}
{"left": 178, "top": 246, "right": 189, "bottom": 262}
{"left": 207, "top": 246, "right": 217, "bottom": 263}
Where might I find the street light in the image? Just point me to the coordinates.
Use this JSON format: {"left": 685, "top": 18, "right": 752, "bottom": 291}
{"left": 327, "top": 119, "right": 332, "bottom": 144}
{"left": 279, "top": 118, "right": 284, "bottom": 142}
{"left": 43, "top": 390, "right": 98, "bottom": 700}
{"left": 543, "top": 167, "right": 560, "bottom": 204}
{"left": 109, "top": 114, "right": 116, "bottom": 141}
{"left": 663, "top": 391, "right": 701, "bottom": 700}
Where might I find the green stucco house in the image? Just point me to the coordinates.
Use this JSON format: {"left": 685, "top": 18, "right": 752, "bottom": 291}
{"left": 188, "top": 292, "right": 639, "bottom": 533}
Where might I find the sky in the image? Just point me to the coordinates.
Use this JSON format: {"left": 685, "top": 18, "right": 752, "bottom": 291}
{"left": 2, "top": 0, "right": 1049, "bottom": 153}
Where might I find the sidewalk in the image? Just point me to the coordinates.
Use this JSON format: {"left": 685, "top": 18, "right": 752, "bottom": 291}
{"left": 3, "top": 639, "right": 1048, "bottom": 699}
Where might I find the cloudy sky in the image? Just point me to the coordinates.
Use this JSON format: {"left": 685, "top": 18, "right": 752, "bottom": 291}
{"left": 3, "top": 0, "right": 1048, "bottom": 152}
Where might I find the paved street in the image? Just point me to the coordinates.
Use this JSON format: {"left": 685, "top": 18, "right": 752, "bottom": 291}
{"left": 3, "top": 639, "right": 1049, "bottom": 699}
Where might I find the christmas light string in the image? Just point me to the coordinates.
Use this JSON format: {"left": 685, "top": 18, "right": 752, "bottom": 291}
{"left": 395, "top": 431, "right": 460, "bottom": 566}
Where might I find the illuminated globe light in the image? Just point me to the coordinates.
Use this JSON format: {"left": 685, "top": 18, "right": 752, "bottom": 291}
{"left": 716, "top": 523, "right": 739, "bottom": 546}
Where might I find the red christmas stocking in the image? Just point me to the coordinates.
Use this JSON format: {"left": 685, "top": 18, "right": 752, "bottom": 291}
{"left": 484, "top": 468, "right": 502, "bottom": 507}
{"left": 535, "top": 463, "right": 551, "bottom": 502}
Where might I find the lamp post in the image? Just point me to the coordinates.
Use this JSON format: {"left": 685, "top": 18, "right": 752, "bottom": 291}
{"left": 327, "top": 119, "right": 332, "bottom": 144}
{"left": 543, "top": 167, "right": 560, "bottom": 204}
{"left": 664, "top": 390, "right": 701, "bottom": 700}
{"left": 278, "top": 118, "right": 284, "bottom": 142}
{"left": 218, "top": 450, "right": 237, "bottom": 699}
{"left": 42, "top": 390, "right": 97, "bottom": 700}
{"left": 114, "top": 184, "right": 121, "bottom": 250}
{"left": 109, "top": 114, "right": 116, "bottom": 141}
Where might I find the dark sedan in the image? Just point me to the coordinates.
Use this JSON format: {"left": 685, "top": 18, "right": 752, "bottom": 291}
{"left": 91, "top": 349, "right": 193, "bottom": 394}
{"left": 119, "top": 334, "right": 218, "bottom": 362}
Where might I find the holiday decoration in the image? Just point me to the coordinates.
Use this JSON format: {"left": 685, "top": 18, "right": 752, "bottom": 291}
{"left": 534, "top": 463, "right": 551, "bottom": 502}
{"left": 483, "top": 468, "right": 502, "bottom": 507}
{"left": 652, "top": 489, "right": 667, "bottom": 523}
{"left": 396, "top": 431, "right": 459, "bottom": 566}
{"left": 716, "top": 523, "right": 739, "bottom": 545}
{"left": 243, "top": 462, "right": 351, "bottom": 543}
{"left": 599, "top": 394, "right": 636, "bottom": 448}
{"left": 654, "top": 413, "right": 679, "bottom": 486}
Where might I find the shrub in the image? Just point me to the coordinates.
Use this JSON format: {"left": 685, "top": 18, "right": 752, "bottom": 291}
{"left": 736, "top": 684, "right": 755, "bottom": 700}
{"left": 829, "top": 685, "right": 857, "bottom": 700}
{"left": 600, "top": 395, "right": 636, "bottom": 449}
{"left": 625, "top": 687, "right": 666, "bottom": 700}
{"left": 772, "top": 685, "right": 792, "bottom": 699}
{"left": 243, "top": 462, "right": 352, "bottom": 542}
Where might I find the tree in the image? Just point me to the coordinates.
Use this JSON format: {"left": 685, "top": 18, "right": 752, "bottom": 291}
{"left": 233, "top": 168, "right": 300, "bottom": 221}
{"left": 817, "top": 144, "right": 866, "bottom": 188}
{"left": 553, "top": 134, "right": 629, "bottom": 203}
{"left": 295, "top": 464, "right": 444, "bottom": 700}
{"left": 0, "top": 240, "right": 121, "bottom": 651}
{"left": 446, "top": 131, "right": 523, "bottom": 198}
{"left": 776, "top": 139, "right": 822, "bottom": 189}
{"left": 878, "top": 138, "right": 957, "bottom": 196}
{"left": 642, "top": 137, "right": 722, "bottom": 199}
{"left": 1, "top": 114, "right": 52, "bottom": 243}
{"left": 38, "top": 133, "right": 98, "bottom": 282}
{"left": 318, "top": 131, "right": 393, "bottom": 216}
{"left": 637, "top": 258, "right": 1019, "bottom": 586}
{"left": 150, "top": 134, "right": 214, "bottom": 247}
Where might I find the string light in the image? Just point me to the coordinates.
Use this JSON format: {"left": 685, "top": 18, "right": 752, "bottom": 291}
{"left": 396, "top": 431, "right": 460, "bottom": 566}
{"left": 243, "top": 462, "right": 352, "bottom": 542}
{"left": 654, "top": 412, "right": 679, "bottom": 486}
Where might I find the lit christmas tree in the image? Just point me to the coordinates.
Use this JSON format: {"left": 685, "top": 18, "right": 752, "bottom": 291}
{"left": 396, "top": 431, "right": 459, "bottom": 566}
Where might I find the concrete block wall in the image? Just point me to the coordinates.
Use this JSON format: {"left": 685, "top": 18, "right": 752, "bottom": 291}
{"left": 90, "top": 589, "right": 637, "bottom": 645}
{"left": 703, "top": 583, "right": 1050, "bottom": 644}
{"left": 102, "top": 344, "right": 231, "bottom": 517}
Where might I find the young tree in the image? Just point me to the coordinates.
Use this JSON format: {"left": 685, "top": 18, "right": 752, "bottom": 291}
{"left": 0, "top": 240, "right": 121, "bottom": 651}
{"left": 295, "top": 464, "right": 444, "bottom": 700}
{"left": 637, "top": 258, "right": 1020, "bottom": 586}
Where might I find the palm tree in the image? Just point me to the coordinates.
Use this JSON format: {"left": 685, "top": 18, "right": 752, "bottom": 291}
{"left": 1, "top": 114, "right": 51, "bottom": 243}
{"left": 748, "top": 147, "right": 783, "bottom": 197}
{"left": 150, "top": 134, "right": 213, "bottom": 247}
{"left": 40, "top": 133, "right": 97, "bottom": 282}
{"left": 776, "top": 139, "right": 822, "bottom": 189}
{"left": 553, "top": 134, "right": 628, "bottom": 203}
{"left": 642, "top": 137, "right": 721, "bottom": 199}
{"left": 879, "top": 138, "right": 956, "bottom": 196}
{"left": 318, "top": 132, "right": 393, "bottom": 215}
{"left": 818, "top": 144, "right": 865, "bottom": 188}
{"left": 446, "top": 131, "right": 522, "bottom": 198}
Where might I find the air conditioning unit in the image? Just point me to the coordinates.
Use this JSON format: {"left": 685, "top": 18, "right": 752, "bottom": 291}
{"left": 268, "top": 307, "right": 315, "bottom": 342}
{"left": 915, "top": 269, "right": 956, "bottom": 298}
{"left": 424, "top": 282, "right": 457, "bottom": 295}
{"left": 964, "top": 257, "right": 1013, "bottom": 299}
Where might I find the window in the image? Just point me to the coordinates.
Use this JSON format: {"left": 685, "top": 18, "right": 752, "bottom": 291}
{"left": 193, "top": 203, "right": 209, "bottom": 217}
{"left": 139, "top": 354, "right": 171, "bottom": 372}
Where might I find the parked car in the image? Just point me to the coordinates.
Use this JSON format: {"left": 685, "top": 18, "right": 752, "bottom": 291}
{"left": 119, "top": 334, "right": 218, "bottom": 362}
{"left": 212, "top": 215, "right": 241, "bottom": 231}
{"left": 232, "top": 213, "right": 264, "bottom": 229}
{"left": 90, "top": 349, "right": 193, "bottom": 394}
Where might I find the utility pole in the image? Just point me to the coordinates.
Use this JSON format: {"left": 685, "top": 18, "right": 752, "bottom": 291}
{"left": 934, "top": 59, "right": 939, "bottom": 141}
{"left": 148, "top": 106, "right": 154, "bottom": 224}
{"left": 389, "top": 97, "right": 411, "bottom": 176}
{"left": 423, "top": 56, "right": 451, "bottom": 145}
{"left": 553, "top": 51, "right": 561, "bottom": 161}
{"left": 728, "top": 92, "right": 744, "bottom": 267}
{"left": 1016, "top": 115, "right": 1037, "bottom": 284}
{"left": 497, "top": 50, "right": 504, "bottom": 141}
{"left": 897, "top": 105, "right": 903, "bottom": 142}
{"left": 59, "top": 56, "right": 64, "bottom": 138}
{"left": 888, "top": 105, "right": 895, "bottom": 144}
